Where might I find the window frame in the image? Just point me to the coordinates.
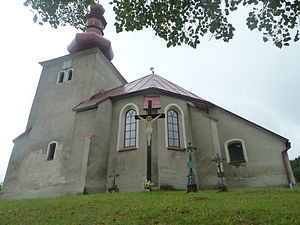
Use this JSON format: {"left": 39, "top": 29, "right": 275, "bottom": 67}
{"left": 57, "top": 68, "right": 74, "bottom": 84}
{"left": 123, "top": 109, "right": 137, "bottom": 148}
{"left": 224, "top": 138, "right": 248, "bottom": 164}
{"left": 167, "top": 109, "right": 180, "bottom": 148}
{"left": 117, "top": 103, "right": 139, "bottom": 152}
{"left": 66, "top": 68, "right": 74, "bottom": 81}
{"left": 164, "top": 103, "right": 186, "bottom": 150}
{"left": 46, "top": 141, "right": 58, "bottom": 161}
{"left": 57, "top": 70, "right": 65, "bottom": 84}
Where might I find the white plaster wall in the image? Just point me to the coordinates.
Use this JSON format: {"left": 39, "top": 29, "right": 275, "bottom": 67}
{"left": 210, "top": 107, "right": 291, "bottom": 188}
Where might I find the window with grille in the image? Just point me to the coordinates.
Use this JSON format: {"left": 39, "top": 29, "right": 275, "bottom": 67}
{"left": 167, "top": 109, "right": 180, "bottom": 147}
{"left": 124, "top": 109, "right": 137, "bottom": 147}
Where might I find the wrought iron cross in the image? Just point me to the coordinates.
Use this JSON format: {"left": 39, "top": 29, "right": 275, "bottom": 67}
{"left": 185, "top": 142, "right": 198, "bottom": 193}
{"left": 109, "top": 170, "right": 119, "bottom": 188}
{"left": 185, "top": 142, "right": 197, "bottom": 161}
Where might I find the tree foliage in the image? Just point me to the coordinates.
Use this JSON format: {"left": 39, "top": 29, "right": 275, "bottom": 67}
{"left": 24, "top": 0, "right": 300, "bottom": 48}
{"left": 290, "top": 156, "right": 300, "bottom": 182}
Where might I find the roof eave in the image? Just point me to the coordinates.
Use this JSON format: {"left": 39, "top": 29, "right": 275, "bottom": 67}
{"left": 73, "top": 87, "right": 210, "bottom": 112}
{"left": 110, "top": 87, "right": 210, "bottom": 105}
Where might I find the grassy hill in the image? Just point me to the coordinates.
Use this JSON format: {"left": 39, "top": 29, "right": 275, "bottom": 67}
{"left": 0, "top": 188, "right": 299, "bottom": 225}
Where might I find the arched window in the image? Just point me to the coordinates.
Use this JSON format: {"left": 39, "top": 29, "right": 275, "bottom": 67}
{"left": 124, "top": 109, "right": 137, "bottom": 147}
{"left": 67, "top": 68, "right": 74, "bottom": 81}
{"left": 117, "top": 103, "right": 139, "bottom": 151}
{"left": 164, "top": 104, "right": 186, "bottom": 150}
{"left": 57, "top": 71, "right": 65, "bottom": 83}
{"left": 224, "top": 139, "right": 248, "bottom": 163}
{"left": 167, "top": 109, "right": 180, "bottom": 147}
{"left": 47, "top": 141, "right": 58, "bottom": 161}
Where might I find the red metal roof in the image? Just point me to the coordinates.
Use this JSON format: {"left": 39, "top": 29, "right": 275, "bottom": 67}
{"left": 73, "top": 74, "right": 208, "bottom": 111}
{"left": 72, "top": 73, "right": 288, "bottom": 142}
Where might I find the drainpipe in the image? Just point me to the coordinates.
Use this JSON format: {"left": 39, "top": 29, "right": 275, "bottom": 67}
{"left": 281, "top": 141, "right": 293, "bottom": 188}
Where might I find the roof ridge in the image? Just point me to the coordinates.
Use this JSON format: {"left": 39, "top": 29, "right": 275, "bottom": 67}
{"left": 127, "top": 73, "right": 153, "bottom": 84}
{"left": 152, "top": 74, "right": 173, "bottom": 91}
{"left": 153, "top": 74, "right": 201, "bottom": 98}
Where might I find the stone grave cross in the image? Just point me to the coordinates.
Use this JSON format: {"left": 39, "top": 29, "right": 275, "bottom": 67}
{"left": 212, "top": 154, "right": 228, "bottom": 192}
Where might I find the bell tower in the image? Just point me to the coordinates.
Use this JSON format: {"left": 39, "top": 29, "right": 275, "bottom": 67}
{"left": 1, "top": 4, "right": 126, "bottom": 200}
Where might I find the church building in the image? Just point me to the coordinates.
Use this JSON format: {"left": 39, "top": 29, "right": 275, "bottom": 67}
{"left": 0, "top": 4, "right": 295, "bottom": 200}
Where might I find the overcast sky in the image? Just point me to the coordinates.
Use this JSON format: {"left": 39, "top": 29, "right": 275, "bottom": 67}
{"left": 0, "top": 1, "right": 299, "bottom": 182}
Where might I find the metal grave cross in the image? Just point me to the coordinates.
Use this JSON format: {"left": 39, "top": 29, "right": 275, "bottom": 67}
{"left": 185, "top": 142, "right": 198, "bottom": 193}
{"left": 108, "top": 170, "right": 119, "bottom": 192}
{"left": 135, "top": 100, "right": 165, "bottom": 182}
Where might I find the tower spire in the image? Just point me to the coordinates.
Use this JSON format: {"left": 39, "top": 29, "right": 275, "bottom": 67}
{"left": 67, "top": 3, "right": 114, "bottom": 61}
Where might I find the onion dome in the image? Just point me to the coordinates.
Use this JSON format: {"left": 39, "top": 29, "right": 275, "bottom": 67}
{"left": 67, "top": 4, "right": 114, "bottom": 61}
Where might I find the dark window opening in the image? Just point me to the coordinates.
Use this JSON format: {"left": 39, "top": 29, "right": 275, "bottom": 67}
{"left": 167, "top": 109, "right": 180, "bottom": 147}
{"left": 47, "top": 143, "right": 56, "bottom": 161}
{"left": 228, "top": 142, "right": 245, "bottom": 162}
{"left": 124, "top": 109, "right": 137, "bottom": 147}
{"left": 67, "top": 69, "right": 73, "bottom": 81}
{"left": 58, "top": 71, "right": 65, "bottom": 83}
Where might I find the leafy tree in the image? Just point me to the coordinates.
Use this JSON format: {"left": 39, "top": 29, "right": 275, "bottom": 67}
{"left": 290, "top": 156, "right": 300, "bottom": 182}
{"left": 23, "top": 0, "right": 300, "bottom": 48}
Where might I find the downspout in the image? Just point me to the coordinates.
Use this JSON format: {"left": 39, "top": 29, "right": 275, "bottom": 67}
{"left": 281, "top": 141, "right": 293, "bottom": 188}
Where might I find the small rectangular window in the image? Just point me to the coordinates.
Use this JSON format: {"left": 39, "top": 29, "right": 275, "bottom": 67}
{"left": 47, "top": 143, "right": 57, "bottom": 160}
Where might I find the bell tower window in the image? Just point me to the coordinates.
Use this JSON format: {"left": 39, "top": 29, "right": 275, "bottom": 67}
{"left": 57, "top": 68, "right": 74, "bottom": 84}
{"left": 58, "top": 71, "right": 65, "bottom": 83}
{"left": 67, "top": 68, "right": 74, "bottom": 81}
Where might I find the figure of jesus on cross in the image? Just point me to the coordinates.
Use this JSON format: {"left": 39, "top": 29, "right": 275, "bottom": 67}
{"left": 137, "top": 115, "right": 161, "bottom": 146}
{"left": 135, "top": 100, "right": 165, "bottom": 182}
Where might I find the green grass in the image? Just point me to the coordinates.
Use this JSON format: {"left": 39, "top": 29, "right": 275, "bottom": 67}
{"left": 0, "top": 188, "right": 300, "bottom": 225}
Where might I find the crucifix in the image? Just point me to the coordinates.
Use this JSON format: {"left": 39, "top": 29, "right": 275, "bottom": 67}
{"left": 135, "top": 100, "right": 165, "bottom": 182}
